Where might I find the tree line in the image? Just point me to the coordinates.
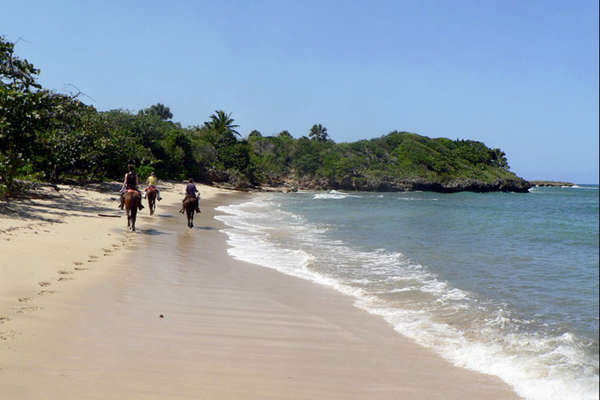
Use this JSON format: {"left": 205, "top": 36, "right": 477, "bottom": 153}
{"left": 1, "top": 36, "right": 517, "bottom": 197}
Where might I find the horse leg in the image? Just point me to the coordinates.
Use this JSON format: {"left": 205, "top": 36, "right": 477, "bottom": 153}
{"left": 131, "top": 208, "right": 136, "bottom": 231}
{"left": 186, "top": 208, "right": 193, "bottom": 228}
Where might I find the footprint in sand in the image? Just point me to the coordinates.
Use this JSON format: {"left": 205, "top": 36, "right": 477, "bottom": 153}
{"left": 57, "top": 270, "right": 73, "bottom": 275}
{"left": 38, "top": 290, "right": 56, "bottom": 296}
{"left": 73, "top": 262, "right": 84, "bottom": 266}
{"left": 102, "top": 248, "right": 112, "bottom": 253}
{"left": 18, "top": 297, "right": 32, "bottom": 303}
{"left": 57, "top": 277, "right": 74, "bottom": 282}
{"left": 74, "top": 267, "right": 88, "bottom": 271}
{"left": 38, "top": 281, "right": 51, "bottom": 287}
{"left": 112, "top": 244, "right": 120, "bottom": 248}
{"left": 89, "top": 255, "right": 99, "bottom": 259}
{"left": 16, "top": 305, "right": 41, "bottom": 314}
{"left": 0, "top": 316, "right": 10, "bottom": 324}
{"left": 0, "top": 329, "right": 16, "bottom": 341}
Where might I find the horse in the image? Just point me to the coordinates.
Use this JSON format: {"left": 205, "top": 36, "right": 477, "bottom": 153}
{"left": 124, "top": 190, "right": 140, "bottom": 231}
{"left": 146, "top": 186, "right": 157, "bottom": 216}
{"left": 182, "top": 194, "right": 197, "bottom": 228}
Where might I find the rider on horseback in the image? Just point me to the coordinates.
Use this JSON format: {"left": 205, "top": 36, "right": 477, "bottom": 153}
{"left": 144, "top": 171, "right": 162, "bottom": 201}
{"left": 179, "top": 178, "right": 201, "bottom": 214}
{"left": 119, "top": 164, "right": 144, "bottom": 210}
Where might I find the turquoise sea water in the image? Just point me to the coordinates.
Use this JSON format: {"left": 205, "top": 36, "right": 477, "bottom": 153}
{"left": 216, "top": 185, "right": 599, "bottom": 400}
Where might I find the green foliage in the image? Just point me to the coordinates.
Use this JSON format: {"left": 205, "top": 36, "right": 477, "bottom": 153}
{"left": 248, "top": 129, "right": 262, "bottom": 138}
{"left": 0, "top": 36, "right": 522, "bottom": 195}
{"left": 309, "top": 123, "right": 329, "bottom": 142}
{"left": 0, "top": 37, "right": 89, "bottom": 189}
{"left": 0, "top": 37, "right": 41, "bottom": 91}
{"left": 140, "top": 103, "right": 173, "bottom": 121}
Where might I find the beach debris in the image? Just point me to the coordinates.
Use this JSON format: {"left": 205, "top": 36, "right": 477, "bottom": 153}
{"left": 159, "top": 314, "right": 164, "bottom": 318}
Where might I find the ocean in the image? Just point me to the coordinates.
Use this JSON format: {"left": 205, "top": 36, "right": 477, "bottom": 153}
{"left": 215, "top": 185, "right": 599, "bottom": 400}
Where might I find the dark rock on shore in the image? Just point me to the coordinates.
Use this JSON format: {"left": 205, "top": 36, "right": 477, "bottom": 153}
{"left": 529, "top": 180, "right": 574, "bottom": 187}
{"left": 288, "top": 176, "right": 531, "bottom": 193}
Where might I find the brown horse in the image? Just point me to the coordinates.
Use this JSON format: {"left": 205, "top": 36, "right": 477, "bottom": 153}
{"left": 183, "top": 195, "right": 197, "bottom": 228}
{"left": 124, "top": 190, "right": 140, "bottom": 231}
{"left": 146, "top": 186, "right": 157, "bottom": 216}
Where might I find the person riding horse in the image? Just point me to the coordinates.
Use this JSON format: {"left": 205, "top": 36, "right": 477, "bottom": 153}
{"left": 180, "top": 178, "right": 201, "bottom": 214}
{"left": 119, "top": 164, "right": 144, "bottom": 211}
{"left": 144, "top": 171, "right": 162, "bottom": 201}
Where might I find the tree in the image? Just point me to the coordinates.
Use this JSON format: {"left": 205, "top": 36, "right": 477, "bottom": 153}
{"left": 309, "top": 123, "right": 328, "bottom": 142}
{"left": 248, "top": 129, "right": 262, "bottom": 138}
{"left": 0, "top": 37, "right": 40, "bottom": 91}
{"left": 203, "top": 110, "right": 240, "bottom": 148}
{"left": 204, "top": 110, "right": 239, "bottom": 136}
{"left": 490, "top": 148, "right": 509, "bottom": 169}
{"left": 141, "top": 103, "right": 173, "bottom": 121}
{"left": 0, "top": 36, "right": 79, "bottom": 191}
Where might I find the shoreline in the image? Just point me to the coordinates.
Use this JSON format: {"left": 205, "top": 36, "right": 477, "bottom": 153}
{"left": 0, "top": 183, "right": 520, "bottom": 399}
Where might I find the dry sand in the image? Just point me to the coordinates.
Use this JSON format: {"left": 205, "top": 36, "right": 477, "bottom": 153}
{"left": 0, "top": 182, "right": 520, "bottom": 399}
{"left": 0, "top": 181, "right": 225, "bottom": 333}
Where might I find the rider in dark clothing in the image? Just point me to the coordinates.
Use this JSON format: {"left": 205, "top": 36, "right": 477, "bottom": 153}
{"left": 120, "top": 164, "right": 144, "bottom": 210}
{"left": 180, "top": 179, "right": 201, "bottom": 213}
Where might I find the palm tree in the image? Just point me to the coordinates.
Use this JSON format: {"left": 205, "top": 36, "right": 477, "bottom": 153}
{"left": 309, "top": 124, "right": 328, "bottom": 142}
{"left": 204, "top": 110, "right": 240, "bottom": 136}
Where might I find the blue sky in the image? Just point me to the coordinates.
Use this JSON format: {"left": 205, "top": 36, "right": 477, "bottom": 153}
{"left": 3, "top": 0, "right": 598, "bottom": 183}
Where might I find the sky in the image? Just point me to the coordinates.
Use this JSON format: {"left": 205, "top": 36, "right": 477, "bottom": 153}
{"left": 3, "top": 0, "right": 598, "bottom": 183}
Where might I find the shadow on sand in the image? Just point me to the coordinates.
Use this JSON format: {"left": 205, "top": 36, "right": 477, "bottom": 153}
{"left": 192, "top": 226, "right": 216, "bottom": 231}
{"left": 0, "top": 184, "right": 119, "bottom": 227}
{"left": 156, "top": 214, "right": 175, "bottom": 218}
{"left": 136, "top": 228, "right": 168, "bottom": 236}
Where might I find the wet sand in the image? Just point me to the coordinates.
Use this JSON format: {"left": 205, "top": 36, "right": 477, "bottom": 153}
{"left": 0, "top": 191, "right": 520, "bottom": 399}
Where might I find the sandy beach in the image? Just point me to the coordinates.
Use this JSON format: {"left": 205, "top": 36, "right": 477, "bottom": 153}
{"left": 0, "top": 182, "right": 520, "bottom": 399}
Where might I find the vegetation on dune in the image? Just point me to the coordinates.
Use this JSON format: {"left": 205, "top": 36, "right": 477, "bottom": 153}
{"left": 0, "top": 37, "right": 529, "bottom": 197}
